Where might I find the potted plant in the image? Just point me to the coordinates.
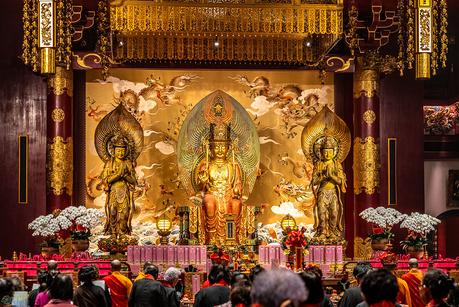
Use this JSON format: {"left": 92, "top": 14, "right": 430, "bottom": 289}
{"left": 359, "top": 207, "right": 406, "bottom": 251}
{"left": 282, "top": 226, "right": 309, "bottom": 271}
{"left": 59, "top": 206, "right": 104, "bottom": 252}
{"left": 28, "top": 212, "right": 66, "bottom": 257}
{"left": 400, "top": 212, "right": 440, "bottom": 259}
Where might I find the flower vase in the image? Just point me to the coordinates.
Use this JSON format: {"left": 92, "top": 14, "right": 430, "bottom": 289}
{"left": 41, "top": 246, "right": 59, "bottom": 258}
{"left": 371, "top": 238, "right": 389, "bottom": 251}
{"left": 72, "top": 239, "right": 90, "bottom": 252}
{"left": 294, "top": 247, "right": 304, "bottom": 271}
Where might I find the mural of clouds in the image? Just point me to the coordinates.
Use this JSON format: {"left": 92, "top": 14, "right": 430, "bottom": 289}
{"left": 155, "top": 141, "right": 175, "bottom": 155}
{"left": 138, "top": 96, "right": 157, "bottom": 113}
{"left": 271, "top": 201, "right": 305, "bottom": 217}
{"left": 259, "top": 136, "right": 280, "bottom": 145}
{"left": 246, "top": 95, "right": 274, "bottom": 117}
{"left": 98, "top": 76, "right": 149, "bottom": 94}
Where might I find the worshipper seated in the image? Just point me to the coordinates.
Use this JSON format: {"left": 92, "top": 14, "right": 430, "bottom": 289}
{"left": 102, "top": 260, "right": 133, "bottom": 307}
{"left": 128, "top": 264, "right": 168, "bottom": 307}
{"left": 421, "top": 269, "right": 455, "bottom": 307}
{"left": 43, "top": 274, "right": 76, "bottom": 307}
{"left": 194, "top": 264, "right": 231, "bottom": 307}
{"left": 339, "top": 262, "right": 373, "bottom": 307}
{"left": 73, "top": 265, "right": 110, "bottom": 307}
{"left": 359, "top": 269, "right": 400, "bottom": 307}
{"left": 162, "top": 267, "right": 181, "bottom": 307}
{"left": 28, "top": 271, "right": 50, "bottom": 307}
{"left": 401, "top": 259, "right": 424, "bottom": 307}
{"left": 250, "top": 269, "right": 308, "bottom": 307}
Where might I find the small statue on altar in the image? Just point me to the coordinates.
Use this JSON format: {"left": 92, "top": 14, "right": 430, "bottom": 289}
{"left": 301, "top": 106, "right": 351, "bottom": 244}
{"left": 98, "top": 135, "right": 137, "bottom": 237}
{"left": 195, "top": 123, "right": 244, "bottom": 245}
{"left": 311, "top": 136, "right": 346, "bottom": 241}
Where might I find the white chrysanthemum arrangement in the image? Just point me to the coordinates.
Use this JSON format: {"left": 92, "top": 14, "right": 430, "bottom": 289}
{"left": 359, "top": 207, "right": 406, "bottom": 240}
{"left": 28, "top": 206, "right": 104, "bottom": 241}
{"left": 399, "top": 212, "right": 440, "bottom": 250}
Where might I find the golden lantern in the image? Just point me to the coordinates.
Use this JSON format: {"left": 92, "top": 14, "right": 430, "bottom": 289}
{"left": 157, "top": 216, "right": 172, "bottom": 245}
{"left": 281, "top": 214, "right": 297, "bottom": 232}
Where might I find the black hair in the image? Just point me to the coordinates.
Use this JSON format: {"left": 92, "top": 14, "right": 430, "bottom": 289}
{"left": 298, "top": 271, "right": 324, "bottom": 304}
{"left": 423, "top": 269, "right": 455, "bottom": 301}
{"left": 144, "top": 265, "right": 159, "bottom": 280}
{"left": 37, "top": 271, "right": 51, "bottom": 291}
{"left": 447, "top": 281, "right": 459, "bottom": 306}
{"left": 304, "top": 265, "right": 323, "bottom": 279}
{"left": 353, "top": 262, "right": 373, "bottom": 279}
{"left": 230, "top": 281, "right": 252, "bottom": 306}
{"left": 49, "top": 274, "right": 74, "bottom": 301}
{"left": 78, "top": 265, "right": 98, "bottom": 284}
{"left": 231, "top": 271, "right": 249, "bottom": 287}
{"left": 249, "top": 265, "right": 265, "bottom": 283}
{"left": 361, "top": 269, "right": 398, "bottom": 305}
{"left": 0, "top": 278, "right": 13, "bottom": 300}
{"left": 208, "top": 264, "right": 230, "bottom": 285}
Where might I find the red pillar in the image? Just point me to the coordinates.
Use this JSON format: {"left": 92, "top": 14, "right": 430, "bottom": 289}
{"left": 46, "top": 66, "right": 73, "bottom": 213}
{"left": 352, "top": 58, "right": 381, "bottom": 255}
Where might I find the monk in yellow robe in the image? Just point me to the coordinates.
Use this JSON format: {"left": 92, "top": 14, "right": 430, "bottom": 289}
{"left": 103, "top": 260, "right": 133, "bottom": 307}
{"left": 402, "top": 259, "right": 424, "bottom": 307}
{"left": 381, "top": 253, "right": 412, "bottom": 307}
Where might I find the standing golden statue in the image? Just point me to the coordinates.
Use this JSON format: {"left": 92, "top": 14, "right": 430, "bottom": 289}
{"left": 177, "top": 90, "right": 260, "bottom": 246}
{"left": 195, "top": 124, "right": 243, "bottom": 245}
{"left": 94, "top": 104, "right": 144, "bottom": 240}
{"left": 302, "top": 106, "right": 350, "bottom": 244}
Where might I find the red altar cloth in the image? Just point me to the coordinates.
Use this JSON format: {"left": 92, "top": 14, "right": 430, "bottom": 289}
{"left": 4, "top": 260, "right": 112, "bottom": 278}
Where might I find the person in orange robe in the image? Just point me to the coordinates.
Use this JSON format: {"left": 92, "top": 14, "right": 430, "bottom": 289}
{"left": 402, "top": 258, "right": 424, "bottom": 307}
{"left": 380, "top": 253, "right": 412, "bottom": 307}
{"left": 103, "top": 260, "right": 133, "bottom": 307}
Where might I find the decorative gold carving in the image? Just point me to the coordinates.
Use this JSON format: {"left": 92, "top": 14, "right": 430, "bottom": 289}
{"left": 47, "top": 136, "right": 73, "bottom": 196}
{"left": 353, "top": 136, "right": 380, "bottom": 195}
{"left": 39, "top": 0, "right": 53, "bottom": 48}
{"left": 326, "top": 56, "right": 352, "bottom": 72}
{"left": 40, "top": 48, "right": 56, "bottom": 75}
{"left": 354, "top": 69, "right": 379, "bottom": 98}
{"left": 354, "top": 236, "right": 373, "bottom": 260}
{"left": 48, "top": 66, "right": 73, "bottom": 96}
{"left": 51, "top": 108, "right": 65, "bottom": 122}
{"left": 418, "top": 8, "right": 432, "bottom": 52}
{"left": 416, "top": 52, "right": 431, "bottom": 79}
{"left": 110, "top": 1, "right": 342, "bottom": 64}
{"left": 98, "top": 0, "right": 111, "bottom": 79}
{"left": 363, "top": 110, "right": 376, "bottom": 125}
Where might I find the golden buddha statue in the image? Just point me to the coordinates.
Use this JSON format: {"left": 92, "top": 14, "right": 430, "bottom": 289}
{"left": 301, "top": 106, "right": 351, "bottom": 244}
{"left": 94, "top": 103, "right": 144, "bottom": 243}
{"left": 195, "top": 123, "right": 243, "bottom": 246}
{"left": 98, "top": 134, "right": 137, "bottom": 237}
{"left": 311, "top": 136, "right": 346, "bottom": 241}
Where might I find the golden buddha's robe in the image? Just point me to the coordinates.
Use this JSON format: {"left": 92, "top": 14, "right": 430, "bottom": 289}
{"left": 100, "top": 158, "right": 136, "bottom": 237}
{"left": 196, "top": 160, "right": 243, "bottom": 245}
{"left": 312, "top": 159, "right": 346, "bottom": 240}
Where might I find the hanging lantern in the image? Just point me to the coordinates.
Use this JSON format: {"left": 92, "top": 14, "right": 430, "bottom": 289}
{"left": 281, "top": 214, "right": 297, "bottom": 232}
{"left": 415, "top": 0, "right": 433, "bottom": 79}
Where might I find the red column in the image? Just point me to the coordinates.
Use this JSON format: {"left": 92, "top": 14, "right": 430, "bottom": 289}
{"left": 46, "top": 66, "right": 73, "bottom": 213}
{"left": 352, "top": 58, "right": 381, "bottom": 255}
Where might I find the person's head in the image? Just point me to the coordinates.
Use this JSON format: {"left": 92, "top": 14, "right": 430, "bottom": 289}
{"left": 380, "top": 252, "right": 398, "bottom": 272}
{"left": 143, "top": 261, "right": 153, "bottom": 272}
{"left": 231, "top": 281, "right": 252, "bottom": 307}
{"left": 298, "top": 271, "right": 324, "bottom": 305}
{"left": 49, "top": 274, "right": 73, "bottom": 301}
{"left": 111, "top": 259, "right": 122, "bottom": 272}
{"left": 231, "top": 271, "right": 249, "bottom": 287}
{"left": 361, "top": 269, "right": 398, "bottom": 305}
{"left": 37, "top": 271, "right": 50, "bottom": 291}
{"left": 0, "top": 278, "right": 13, "bottom": 300}
{"left": 47, "top": 260, "right": 58, "bottom": 272}
{"left": 408, "top": 258, "right": 419, "bottom": 269}
{"left": 353, "top": 262, "right": 373, "bottom": 284}
{"left": 251, "top": 269, "right": 308, "bottom": 307}
{"left": 421, "top": 269, "right": 455, "bottom": 304}
{"left": 249, "top": 265, "right": 265, "bottom": 283}
{"left": 78, "top": 265, "right": 98, "bottom": 284}
{"left": 9, "top": 276, "right": 24, "bottom": 291}
{"left": 304, "top": 265, "right": 323, "bottom": 279}
{"left": 164, "top": 267, "right": 181, "bottom": 286}
{"left": 208, "top": 264, "right": 230, "bottom": 286}
{"left": 144, "top": 265, "right": 159, "bottom": 280}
